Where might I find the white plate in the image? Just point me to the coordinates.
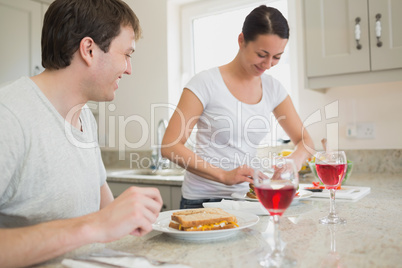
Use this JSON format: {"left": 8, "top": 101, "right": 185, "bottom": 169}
{"left": 231, "top": 190, "right": 313, "bottom": 203}
{"left": 299, "top": 184, "right": 371, "bottom": 200}
{"left": 295, "top": 190, "right": 313, "bottom": 201}
{"left": 152, "top": 209, "right": 259, "bottom": 241}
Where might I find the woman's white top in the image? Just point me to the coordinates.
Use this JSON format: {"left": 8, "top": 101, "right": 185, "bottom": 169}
{"left": 182, "top": 67, "right": 288, "bottom": 199}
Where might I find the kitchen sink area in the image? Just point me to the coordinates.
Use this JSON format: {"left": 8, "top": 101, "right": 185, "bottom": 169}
{"left": 107, "top": 168, "right": 185, "bottom": 177}
{"left": 105, "top": 117, "right": 186, "bottom": 211}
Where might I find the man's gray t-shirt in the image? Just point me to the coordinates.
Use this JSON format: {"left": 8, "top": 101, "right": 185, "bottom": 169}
{"left": 0, "top": 77, "right": 106, "bottom": 227}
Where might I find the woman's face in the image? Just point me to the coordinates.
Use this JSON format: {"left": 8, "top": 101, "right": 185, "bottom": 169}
{"left": 239, "top": 33, "right": 288, "bottom": 76}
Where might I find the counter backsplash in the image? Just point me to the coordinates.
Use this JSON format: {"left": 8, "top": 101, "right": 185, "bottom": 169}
{"left": 101, "top": 149, "right": 154, "bottom": 169}
{"left": 101, "top": 148, "right": 402, "bottom": 174}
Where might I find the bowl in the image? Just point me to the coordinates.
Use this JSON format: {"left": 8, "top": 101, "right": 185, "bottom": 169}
{"left": 308, "top": 160, "right": 353, "bottom": 185}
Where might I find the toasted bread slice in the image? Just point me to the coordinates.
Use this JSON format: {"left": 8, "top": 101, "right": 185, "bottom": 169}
{"left": 169, "top": 221, "right": 238, "bottom": 231}
{"left": 170, "top": 208, "right": 237, "bottom": 229}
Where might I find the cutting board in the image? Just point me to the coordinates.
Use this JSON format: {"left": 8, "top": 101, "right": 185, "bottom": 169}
{"left": 299, "top": 184, "right": 371, "bottom": 200}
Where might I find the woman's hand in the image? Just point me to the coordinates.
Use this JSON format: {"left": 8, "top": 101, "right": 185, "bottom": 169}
{"left": 222, "top": 165, "right": 254, "bottom": 185}
{"left": 286, "top": 155, "right": 304, "bottom": 171}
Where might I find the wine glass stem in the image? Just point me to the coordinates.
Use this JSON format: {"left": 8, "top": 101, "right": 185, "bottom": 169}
{"left": 272, "top": 215, "right": 282, "bottom": 257}
{"left": 329, "top": 189, "right": 337, "bottom": 217}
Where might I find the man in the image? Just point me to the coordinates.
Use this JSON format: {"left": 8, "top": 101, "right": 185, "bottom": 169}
{"left": 0, "top": 0, "right": 163, "bottom": 267}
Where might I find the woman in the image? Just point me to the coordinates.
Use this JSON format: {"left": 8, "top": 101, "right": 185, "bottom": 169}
{"left": 162, "top": 5, "right": 314, "bottom": 209}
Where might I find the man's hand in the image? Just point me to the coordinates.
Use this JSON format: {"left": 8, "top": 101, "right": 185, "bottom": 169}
{"left": 91, "top": 186, "right": 163, "bottom": 243}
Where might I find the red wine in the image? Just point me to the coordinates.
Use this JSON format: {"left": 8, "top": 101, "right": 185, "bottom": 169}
{"left": 255, "top": 184, "right": 296, "bottom": 216}
{"left": 316, "top": 164, "right": 347, "bottom": 189}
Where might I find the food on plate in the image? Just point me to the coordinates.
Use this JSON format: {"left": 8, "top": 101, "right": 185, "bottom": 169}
{"left": 279, "top": 149, "right": 293, "bottom": 157}
{"left": 168, "top": 208, "right": 239, "bottom": 231}
{"left": 304, "top": 181, "right": 340, "bottom": 192}
{"left": 304, "top": 187, "right": 324, "bottom": 192}
{"left": 246, "top": 183, "right": 257, "bottom": 199}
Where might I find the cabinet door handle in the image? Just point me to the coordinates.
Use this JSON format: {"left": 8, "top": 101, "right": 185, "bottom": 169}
{"left": 375, "top": 13, "right": 383, "bottom": 47}
{"left": 354, "top": 17, "right": 362, "bottom": 50}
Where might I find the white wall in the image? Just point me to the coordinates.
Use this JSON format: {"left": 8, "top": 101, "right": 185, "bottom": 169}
{"left": 102, "top": 0, "right": 170, "bottom": 151}
{"left": 104, "top": 0, "right": 402, "bottom": 152}
{"left": 298, "top": 81, "right": 402, "bottom": 150}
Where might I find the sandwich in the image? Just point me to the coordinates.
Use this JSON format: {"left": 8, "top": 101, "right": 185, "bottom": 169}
{"left": 247, "top": 183, "right": 257, "bottom": 199}
{"left": 168, "top": 208, "right": 239, "bottom": 231}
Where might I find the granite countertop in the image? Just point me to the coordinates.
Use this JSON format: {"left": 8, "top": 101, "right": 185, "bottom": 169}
{"left": 106, "top": 168, "right": 184, "bottom": 186}
{"left": 36, "top": 173, "right": 401, "bottom": 268}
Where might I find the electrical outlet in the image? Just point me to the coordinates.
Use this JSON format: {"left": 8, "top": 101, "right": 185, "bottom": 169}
{"left": 346, "top": 122, "right": 376, "bottom": 139}
{"left": 356, "top": 122, "right": 375, "bottom": 139}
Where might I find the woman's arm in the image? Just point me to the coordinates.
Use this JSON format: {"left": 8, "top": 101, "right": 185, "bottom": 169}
{"left": 161, "top": 89, "right": 253, "bottom": 185}
{"left": 273, "top": 96, "right": 315, "bottom": 170}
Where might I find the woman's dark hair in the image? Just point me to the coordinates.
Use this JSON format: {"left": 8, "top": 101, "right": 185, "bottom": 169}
{"left": 41, "top": 0, "right": 142, "bottom": 70}
{"left": 242, "top": 5, "right": 289, "bottom": 42}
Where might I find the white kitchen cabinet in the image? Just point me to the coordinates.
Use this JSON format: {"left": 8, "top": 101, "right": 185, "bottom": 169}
{"left": 303, "top": 0, "right": 402, "bottom": 89}
{"left": 108, "top": 181, "right": 181, "bottom": 211}
{"left": 171, "top": 186, "right": 182, "bottom": 211}
{"left": 0, "top": 0, "right": 48, "bottom": 85}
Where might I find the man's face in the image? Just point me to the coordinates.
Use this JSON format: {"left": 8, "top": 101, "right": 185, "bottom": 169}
{"left": 88, "top": 25, "right": 136, "bottom": 101}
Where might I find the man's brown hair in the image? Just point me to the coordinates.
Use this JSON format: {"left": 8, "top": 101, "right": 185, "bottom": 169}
{"left": 41, "top": 0, "right": 142, "bottom": 70}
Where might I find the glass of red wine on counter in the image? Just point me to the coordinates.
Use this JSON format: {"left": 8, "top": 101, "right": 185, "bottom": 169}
{"left": 253, "top": 158, "right": 299, "bottom": 267}
{"left": 315, "top": 151, "right": 347, "bottom": 224}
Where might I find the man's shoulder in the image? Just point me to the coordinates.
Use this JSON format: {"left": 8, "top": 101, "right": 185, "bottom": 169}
{"left": 0, "top": 77, "right": 42, "bottom": 129}
{"left": 0, "top": 77, "right": 34, "bottom": 104}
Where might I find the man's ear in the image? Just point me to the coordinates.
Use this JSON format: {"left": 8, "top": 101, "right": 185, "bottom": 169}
{"left": 79, "top": 37, "right": 95, "bottom": 66}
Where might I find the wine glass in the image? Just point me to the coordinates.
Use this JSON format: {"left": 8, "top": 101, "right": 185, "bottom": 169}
{"left": 315, "top": 151, "right": 347, "bottom": 224}
{"left": 253, "top": 158, "right": 299, "bottom": 267}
